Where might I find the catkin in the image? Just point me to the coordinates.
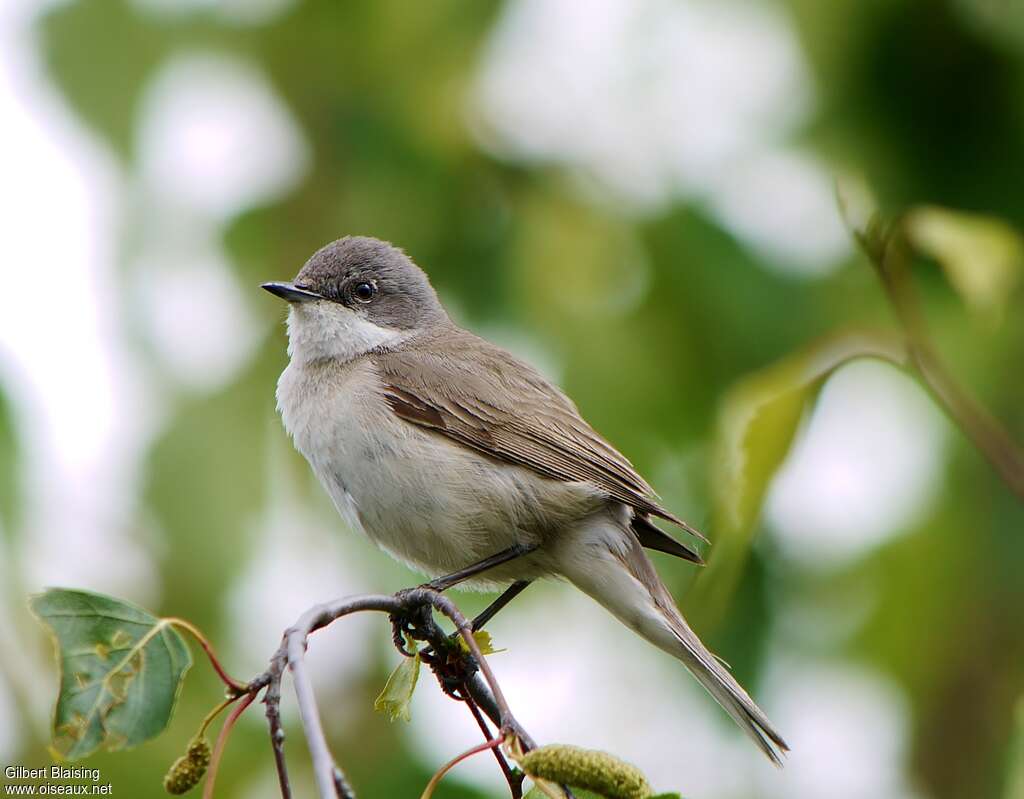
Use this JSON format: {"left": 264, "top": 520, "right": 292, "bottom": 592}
{"left": 163, "top": 737, "right": 211, "bottom": 795}
{"left": 519, "top": 744, "right": 652, "bottom": 799}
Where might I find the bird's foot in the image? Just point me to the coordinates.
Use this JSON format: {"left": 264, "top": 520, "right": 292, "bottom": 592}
{"left": 391, "top": 588, "right": 445, "bottom": 648}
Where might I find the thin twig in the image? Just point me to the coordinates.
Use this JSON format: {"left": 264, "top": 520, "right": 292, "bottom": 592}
{"left": 873, "top": 229, "right": 1024, "bottom": 499}
{"left": 197, "top": 695, "right": 242, "bottom": 738}
{"left": 248, "top": 590, "right": 539, "bottom": 799}
{"left": 420, "top": 736, "right": 504, "bottom": 799}
{"left": 462, "top": 672, "right": 536, "bottom": 748}
{"left": 262, "top": 650, "right": 291, "bottom": 799}
{"left": 461, "top": 687, "right": 523, "bottom": 798}
{"left": 282, "top": 596, "right": 399, "bottom": 798}
{"left": 168, "top": 618, "right": 247, "bottom": 694}
{"left": 202, "top": 690, "right": 257, "bottom": 799}
{"left": 400, "top": 588, "right": 529, "bottom": 742}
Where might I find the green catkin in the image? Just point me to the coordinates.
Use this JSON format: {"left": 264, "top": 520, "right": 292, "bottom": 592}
{"left": 163, "top": 737, "right": 211, "bottom": 794}
{"left": 519, "top": 744, "right": 653, "bottom": 799}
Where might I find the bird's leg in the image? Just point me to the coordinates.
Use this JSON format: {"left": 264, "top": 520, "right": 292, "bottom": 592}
{"left": 410, "top": 581, "right": 534, "bottom": 670}
{"left": 424, "top": 542, "right": 537, "bottom": 593}
{"left": 396, "top": 547, "right": 536, "bottom": 658}
{"left": 471, "top": 580, "right": 532, "bottom": 632}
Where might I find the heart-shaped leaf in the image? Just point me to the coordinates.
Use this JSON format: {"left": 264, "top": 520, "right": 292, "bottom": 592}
{"left": 374, "top": 650, "right": 421, "bottom": 723}
{"left": 715, "top": 330, "right": 905, "bottom": 539}
{"left": 692, "top": 331, "right": 905, "bottom": 622}
{"left": 30, "top": 588, "right": 192, "bottom": 759}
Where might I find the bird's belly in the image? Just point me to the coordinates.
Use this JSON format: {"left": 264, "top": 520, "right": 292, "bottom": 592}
{"left": 278, "top": 362, "right": 600, "bottom": 584}
{"left": 322, "top": 427, "right": 562, "bottom": 581}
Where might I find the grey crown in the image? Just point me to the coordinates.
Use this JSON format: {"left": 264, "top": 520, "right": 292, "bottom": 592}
{"left": 295, "top": 236, "right": 449, "bottom": 331}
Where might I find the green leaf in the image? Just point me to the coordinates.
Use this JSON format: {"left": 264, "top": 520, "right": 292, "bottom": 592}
{"left": 30, "top": 588, "right": 193, "bottom": 760}
{"left": 715, "top": 330, "right": 904, "bottom": 539}
{"left": 374, "top": 652, "right": 421, "bottom": 722}
{"left": 693, "top": 331, "right": 905, "bottom": 623}
{"left": 905, "top": 206, "right": 1024, "bottom": 319}
{"left": 456, "top": 629, "right": 505, "bottom": 656}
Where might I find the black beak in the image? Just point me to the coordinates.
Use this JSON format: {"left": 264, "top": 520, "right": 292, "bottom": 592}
{"left": 261, "top": 282, "right": 323, "bottom": 303}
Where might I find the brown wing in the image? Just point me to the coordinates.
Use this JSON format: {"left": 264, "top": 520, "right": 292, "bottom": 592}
{"left": 371, "top": 326, "right": 707, "bottom": 552}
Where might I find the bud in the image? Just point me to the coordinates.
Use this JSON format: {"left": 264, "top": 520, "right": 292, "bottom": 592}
{"left": 163, "top": 737, "right": 211, "bottom": 795}
{"left": 519, "top": 744, "right": 652, "bottom": 799}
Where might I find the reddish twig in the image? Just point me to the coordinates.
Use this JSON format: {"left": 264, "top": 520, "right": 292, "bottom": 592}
{"left": 202, "top": 690, "right": 257, "bottom": 799}
{"left": 460, "top": 686, "right": 523, "bottom": 798}
{"left": 420, "top": 736, "right": 504, "bottom": 799}
{"left": 244, "top": 589, "right": 538, "bottom": 799}
{"left": 169, "top": 618, "right": 247, "bottom": 694}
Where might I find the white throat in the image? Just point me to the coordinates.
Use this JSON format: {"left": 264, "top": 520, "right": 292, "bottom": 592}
{"left": 285, "top": 301, "right": 406, "bottom": 364}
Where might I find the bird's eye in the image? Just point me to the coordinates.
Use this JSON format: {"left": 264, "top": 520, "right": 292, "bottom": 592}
{"left": 352, "top": 281, "right": 377, "bottom": 303}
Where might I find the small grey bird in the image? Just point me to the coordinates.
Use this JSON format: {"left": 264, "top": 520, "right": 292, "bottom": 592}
{"left": 264, "top": 236, "right": 787, "bottom": 763}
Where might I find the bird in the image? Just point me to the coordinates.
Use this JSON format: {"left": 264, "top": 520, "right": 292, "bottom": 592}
{"left": 263, "top": 235, "right": 787, "bottom": 764}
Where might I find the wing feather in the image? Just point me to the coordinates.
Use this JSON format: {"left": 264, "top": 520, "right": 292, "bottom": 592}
{"left": 373, "top": 327, "right": 706, "bottom": 547}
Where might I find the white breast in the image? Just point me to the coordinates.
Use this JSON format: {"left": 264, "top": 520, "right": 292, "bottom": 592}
{"left": 276, "top": 355, "right": 602, "bottom": 586}
{"left": 278, "top": 355, "right": 395, "bottom": 527}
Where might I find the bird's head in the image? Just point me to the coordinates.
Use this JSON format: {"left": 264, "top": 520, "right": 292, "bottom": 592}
{"left": 263, "top": 236, "right": 447, "bottom": 363}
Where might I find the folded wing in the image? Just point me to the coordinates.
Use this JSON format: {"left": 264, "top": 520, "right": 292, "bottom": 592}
{"left": 372, "top": 327, "right": 706, "bottom": 562}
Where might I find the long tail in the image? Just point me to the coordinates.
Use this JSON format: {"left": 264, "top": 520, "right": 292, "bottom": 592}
{"left": 561, "top": 530, "right": 788, "bottom": 765}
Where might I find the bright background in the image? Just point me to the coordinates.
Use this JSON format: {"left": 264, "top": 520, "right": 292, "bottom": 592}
{"left": 1, "top": 1, "right": 1023, "bottom": 798}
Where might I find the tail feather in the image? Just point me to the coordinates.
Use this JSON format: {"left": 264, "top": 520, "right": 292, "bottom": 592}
{"left": 666, "top": 610, "right": 789, "bottom": 765}
{"left": 560, "top": 529, "right": 788, "bottom": 765}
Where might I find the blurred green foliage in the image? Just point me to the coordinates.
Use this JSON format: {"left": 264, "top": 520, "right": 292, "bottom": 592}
{"left": 0, "top": 390, "right": 20, "bottom": 541}
{"left": 0, "top": 1, "right": 1022, "bottom": 798}
{"left": 696, "top": 328, "right": 906, "bottom": 626}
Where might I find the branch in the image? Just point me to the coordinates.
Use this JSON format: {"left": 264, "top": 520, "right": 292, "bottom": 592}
{"left": 460, "top": 684, "right": 523, "bottom": 797}
{"left": 262, "top": 648, "right": 291, "bottom": 799}
{"left": 872, "top": 228, "right": 1024, "bottom": 500}
{"left": 30, "top": 586, "right": 643, "bottom": 798}
{"left": 245, "top": 589, "right": 541, "bottom": 799}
